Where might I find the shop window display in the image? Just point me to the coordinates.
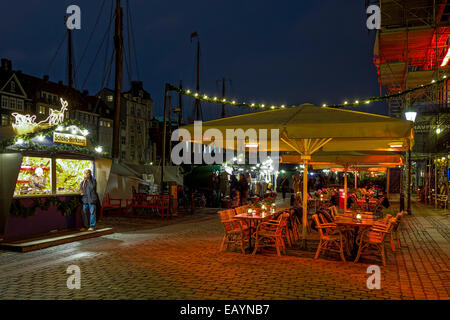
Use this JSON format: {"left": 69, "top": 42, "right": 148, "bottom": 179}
{"left": 56, "top": 159, "right": 93, "bottom": 194}
{"left": 14, "top": 157, "right": 52, "bottom": 196}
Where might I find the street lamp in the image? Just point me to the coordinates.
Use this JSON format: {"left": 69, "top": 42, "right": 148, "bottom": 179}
{"left": 404, "top": 110, "right": 417, "bottom": 122}
{"left": 404, "top": 109, "right": 416, "bottom": 216}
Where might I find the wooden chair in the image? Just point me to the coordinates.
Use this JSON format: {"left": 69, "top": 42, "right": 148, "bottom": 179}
{"left": 328, "top": 205, "right": 338, "bottom": 220}
{"left": 354, "top": 217, "right": 394, "bottom": 266}
{"left": 312, "top": 214, "right": 348, "bottom": 262}
{"left": 218, "top": 209, "right": 247, "bottom": 254}
{"left": 387, "top": 211, "right": 405, "bottom": 252}
{"left": 234, "top": 205, "right": 251, "bottom": 215}
{"left": 252, "top": 213, "right": 288, "bottom": 256}
{"left": 100, "top": 193, "right": 122, "bottom": 219}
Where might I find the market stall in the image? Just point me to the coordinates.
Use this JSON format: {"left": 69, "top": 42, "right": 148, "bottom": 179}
{"left": 0, "top": 102, "right": 111, "bottom": 241}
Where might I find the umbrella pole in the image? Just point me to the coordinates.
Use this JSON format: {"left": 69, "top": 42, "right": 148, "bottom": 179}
{"left": 301, "top": 158, "right": 309, "bottom": 248}
{"left": 344, "top": 166, "right": 348, "bottom": 211}
{"left": 354, "top": 170, "right": 357, "bottom": 189}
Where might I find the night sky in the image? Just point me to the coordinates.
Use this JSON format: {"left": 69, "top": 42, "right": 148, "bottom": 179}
{"left": 0, "top": 0, "right": 384, "bottom": 120}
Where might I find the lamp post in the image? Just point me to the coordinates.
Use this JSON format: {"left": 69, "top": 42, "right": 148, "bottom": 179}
{"left": 405, "top": 109, "right": 417, "bottom": 215}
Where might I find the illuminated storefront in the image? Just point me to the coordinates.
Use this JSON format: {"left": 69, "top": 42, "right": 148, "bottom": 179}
{"left": 0, "top": 100, "right": 112, "bottom": 241}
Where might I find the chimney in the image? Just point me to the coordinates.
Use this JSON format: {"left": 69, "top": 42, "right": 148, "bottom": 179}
{"left": 83, "top": 90, "right": 89, "bottom": 96}
{"left": 43, "top": 75, "right": 49, "bottom": 81}
{"left": 1, "top": 58, "right": 12, "bottom": 72}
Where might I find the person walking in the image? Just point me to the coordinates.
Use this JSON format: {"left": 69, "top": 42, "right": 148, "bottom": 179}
{"left": 79, "top": 169, "right": 97, "bottom": 231}
{"left": 280, "top": 174, "right": 290, "bottom": 200}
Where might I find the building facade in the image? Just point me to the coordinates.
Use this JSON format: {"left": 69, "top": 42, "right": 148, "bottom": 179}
{"left": 97, "top": 81, "right": 154, "bottom": 165}
{"left": 0, "top": 58, "right": 114, "bottom": 154}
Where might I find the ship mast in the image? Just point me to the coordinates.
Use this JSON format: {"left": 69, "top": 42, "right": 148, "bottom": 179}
{"left": 112, "top": 0, "right": 123, "bottom": 159}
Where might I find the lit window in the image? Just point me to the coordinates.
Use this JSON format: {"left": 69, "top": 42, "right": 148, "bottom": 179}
{"left": 14, "top": 157, "right": 52, "bottom": 196}
{"left": 107, "top": 95, "right": 113, "bottom": 102}
{"left": 1, "top": 114, "right": 9, "bottom": 126}
{"left": 106, "top": 121, "right": 111, "bottom": 128}
{"left": 39, "top": 105, "right": 46, "bottom": 114}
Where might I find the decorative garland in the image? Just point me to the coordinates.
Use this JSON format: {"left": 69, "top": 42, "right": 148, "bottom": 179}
{"left": 10, "top": 196, "right": 81, "bottom": 218}
{"left": 167, "top": 74, "right": 449, "bottom": 110}
{"left": 0, "top": 119, "right": 107, "bottom": 157}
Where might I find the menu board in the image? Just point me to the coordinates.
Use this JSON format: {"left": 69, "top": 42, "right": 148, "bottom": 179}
{"left": 14, "top": 157, "right": 52, "bottom": 196}
{"left": 56, "top": 158, "right": 93, "bottom": 194}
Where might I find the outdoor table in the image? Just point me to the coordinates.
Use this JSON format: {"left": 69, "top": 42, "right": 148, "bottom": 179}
{"left": 234, "top": 211, "right": 276, "bottom": 252}
{"left": 334, "top": 215, "right": 378, "bottom": 259}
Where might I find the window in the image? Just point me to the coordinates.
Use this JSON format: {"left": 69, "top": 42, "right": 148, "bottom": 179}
{"left": 131, "top": 105, "right": 135, "bottom": 115}
{"left": 9, "top": 98, "right": 16, "bottom": 110}
{"left": 131, "top": 151, "right": 135, "bottom": 159}
{"left": 55, "top": 159, "right": 93, "bottom": 194}
{"left": 107, "top": 95, "right": 113, "bottom": 102}
{"left": 106, "top": 121, "right": 111, "bottom": 128}
{"left": 2, "top": 114, "right": 9, "bottom": 126}
{"left": 1, "top": 96, "right": 8, "bottom": 108}
{"left": 10, "top": 82, "right": 15, "bottom": 92}
{"left": 100, "top": 120, "right": 104, "bottom": 127}
{"left": 130, "top": 136, "right": 135, "bottom": 145}
{"left": 39, "top": 105, "right": 46, "bottom": 114}
{"left": 16, "top": 100, "right": 24, "bottom": 111}
{"left": 121, "top": 151, "right": 126, "bottom": 159}
{"left": 14, "top": 157, "right": 52, "bottom": 196}
{"left": 121, "top": 136, "right": 126, "bottom": 144}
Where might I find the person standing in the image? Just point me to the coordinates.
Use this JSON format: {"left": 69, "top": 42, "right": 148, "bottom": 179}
{"left": 293, "top": 175, "right": 301, "bottom": 194}
{"left": 210, "top": 172, "right": 220, "bottom": 207}
{"left": 280, "top": 174, "right": 290, "bottom": 200}
{"left": 80, "top": 169, "right": 97, "bottom": 231}
{"left": 238, "top": 174, "right": 249, "bottom": 205}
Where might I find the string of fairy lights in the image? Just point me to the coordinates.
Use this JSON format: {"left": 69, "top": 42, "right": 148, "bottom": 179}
{"left": 167, "top": 74, "right": 450, "bottom": 110}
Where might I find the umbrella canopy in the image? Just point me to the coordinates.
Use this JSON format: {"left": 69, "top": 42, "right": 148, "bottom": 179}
{"left": 281, "top": 151, "right": 404, "bottom": 167}
{"left": 181, "top": 104, "right": 414, "bottom": 152}
{"left": 180, "top": 104, "right": 414, "bottom": 247}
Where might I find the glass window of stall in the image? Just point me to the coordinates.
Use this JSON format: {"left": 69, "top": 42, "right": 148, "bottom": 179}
{"left": 56, "top": 158, "right": 94, "bottom": 194}
{"left": 13, "top": 155, "right": 94, "bottom": 197}
{"left": 14, "top": 156, "right": 52, "bottom": 196}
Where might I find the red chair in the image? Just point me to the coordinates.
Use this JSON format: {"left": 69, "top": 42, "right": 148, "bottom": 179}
{"left": 100, "top": 193, "right": 122, "bottom": 219}
{"left": 158, "top": 195, "right": 170, "bottom": 218}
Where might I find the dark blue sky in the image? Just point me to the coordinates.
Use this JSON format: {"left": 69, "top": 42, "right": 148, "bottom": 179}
{"left": 0, "top": 0, "right": 385, "bottom": 120}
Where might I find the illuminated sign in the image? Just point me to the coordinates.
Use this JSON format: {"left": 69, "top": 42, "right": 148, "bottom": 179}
{"left": 12, "top": 98, "right": 68, "bottom": 135}
{"left": 53, "top": 132, "right": 87, "bottom": 146}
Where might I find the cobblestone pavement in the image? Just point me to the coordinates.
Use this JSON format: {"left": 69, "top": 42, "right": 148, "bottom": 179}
{"left": 0, "top": 201, "right": 448, "bottom": 300}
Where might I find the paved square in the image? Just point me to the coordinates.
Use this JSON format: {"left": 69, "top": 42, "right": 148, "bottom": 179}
{"left": 0, "top": 201, "right": 448, "bottom": 300}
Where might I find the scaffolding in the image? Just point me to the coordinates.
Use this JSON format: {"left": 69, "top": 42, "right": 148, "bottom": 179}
{"left": 374, "top": 0, "right": 450, "bottom": 152}
{"left": 374, "top": 1, "right": 450, "bottom": 209}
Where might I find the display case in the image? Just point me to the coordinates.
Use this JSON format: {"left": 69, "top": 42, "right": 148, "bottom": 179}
{"left": 56, "top": 158, "right": 93, "bottom": 194}
{"left": 13, "top": 155, "right": 94, "bottom": 197}
{"left": 13, "top": 156, "right": 52, "bottom": 196}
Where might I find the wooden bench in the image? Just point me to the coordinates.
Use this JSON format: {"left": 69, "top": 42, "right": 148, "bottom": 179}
{"left": 125, "top": 194, "right": 170, "bottom": 218}
{"left": 100, "top": 193, "right": 122, "bottom": 219}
